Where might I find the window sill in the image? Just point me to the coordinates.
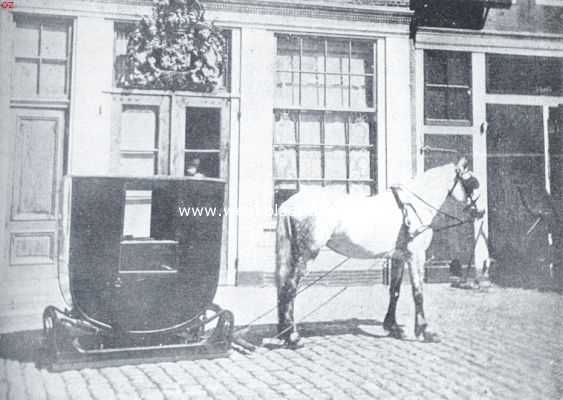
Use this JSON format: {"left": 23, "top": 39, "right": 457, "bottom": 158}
{"left": 424, "top": 118, "right": 472, "bottom": 127}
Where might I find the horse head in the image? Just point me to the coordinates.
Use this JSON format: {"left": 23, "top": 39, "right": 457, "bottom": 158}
{"left": 449, "top": 157, "right": 485, "bottom": 220}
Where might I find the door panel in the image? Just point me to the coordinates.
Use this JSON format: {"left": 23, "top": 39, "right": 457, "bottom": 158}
{"left": 486, "top": 104, "right": 550, "bottom": 286}
{"left": 8, "top": 108, "right": 65, "bottom": 266}
{"left": 548, "top": 105, "right": 563, "bottom": 287}
{"left": 423, "top": 134, "right": 474, "bottom": 266}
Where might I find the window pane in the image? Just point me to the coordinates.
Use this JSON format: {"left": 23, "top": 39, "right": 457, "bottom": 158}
{"left": 425, "top": 51, "right": 447, "bottom": 85}
{"left": 13, "top": 60, "right": 38, "bottom": 97}
{"left": 120, "top": 154, "right": 156, "bottom": 176}
{"left": 351, "top": 41, "right": 373, "bottom": 75}
{"left": 327, "top": 40, "right": 349, "bottom": 74}
{"left": 14, "top": 21, "right": 39, "bottom": 57}
{"left": 448, "top": 88, "right": 471, "bottom": 120}
{"left": 325, "top": 113, "right": 346, "bottom": 145}
{"left": 114, "top": 24, "right": 134, "bottom": 84}
{"left": 274, "top": 148, "right": 297, "bottom": 179}
{"left": 185, "top": 107, "right": 221, "bottom": 149}
{"left": 425, "top": 87, "right": 447, "bottom": 120}
{"left": 349, "top": 149, "right": 371, "bottom": 180}
{"left": 121, "top": 107, "right": 157, "bottom": 150}
{"left": 425, "top": 50, "right": 472, "bottom": 123}
{"left": 42, "top": 23, "right": 68, "bottom": 59}
{"left": 300, "top": 113, "right": 321, "bottom": 144}
{"left": 325, "top": 149, "right": 346, "bottom": 179}
{"left": 424, "top": 134, "right": 472, "bottom": 170}
{"left": 276, "top": 71, "right": 299, "bottom": 107}
{"left": 350, "top": 75, "right": 372, "bottom": 108}
{"left": 326, "top": 74, "right": 349, "bottom": 108}
{"left": 276, "top": 35, "right": 299, "bottom": 71}
{"left": 41, "top": 61, "right": 67, "bottom": 97}
{"left": 302, "top": 38, "right": 324, "bottom": 73}
{"left": 349, "top": 115, "right": 370, "bottom": 145}
{"left": 301, "top": 73, "right": 324, "bottom": 107}
{"left": 487, "top": 54, "right": 563, "bottom": 96}
{"left": 274, "top": 111, "right": 297, "bottom": 144}
{"left": 447, "top": 53, "right": 470, "bottom": 86}
{"left": 300, "top": 149, "right": 322, "bottom": 179}
{"left": 185, "top": 153, "right": 219, "bottom": 178}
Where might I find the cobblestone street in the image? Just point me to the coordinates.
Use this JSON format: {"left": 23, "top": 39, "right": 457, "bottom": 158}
{"left": 1, "top": 284, "right": 562, "bottom": 399}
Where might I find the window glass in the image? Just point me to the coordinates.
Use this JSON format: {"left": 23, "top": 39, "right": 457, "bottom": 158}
{"left": 184, "top": 107, "right": 222, "bottom": 178}
{"left": 424, "top": 50, "right": 472, "bottom": 124}
{"left": 120, "top": 107, "right": 158, "bottom": 175}
{"left": 12, "top": 17, "right": 70, "bottom": 98}
{"left": 273, "top": 35, "right": 377, "bottom": 208}
{"left": 487, "top": 54, "right": 563, "bottom": 96}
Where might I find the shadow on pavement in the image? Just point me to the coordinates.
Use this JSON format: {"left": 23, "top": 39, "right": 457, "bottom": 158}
{"left": 0, "top": 329, "right": 43, "bottom": 363}
{"left": 233, "top": 318, "right": 388, "bottom": 352}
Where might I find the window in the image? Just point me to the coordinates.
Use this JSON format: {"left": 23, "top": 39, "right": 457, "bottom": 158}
{"left": 119, "top": 106, "right": 159, "bottom": 175}
{"left": 12, "top": 16, "right": 72, "bottom": 98}
{"left": 487, "top": 54, "right": 563, "bottom": 96}
{"left": 114, "top": 22, "right": 135, "bottom": 86}
{"left": 424, "top": 50, "right": 472, "bottom": 124}
{"left": 273, "top": 35, "right": 377, "bottom": 207}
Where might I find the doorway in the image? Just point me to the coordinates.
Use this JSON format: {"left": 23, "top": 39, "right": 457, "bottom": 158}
{"left": 486, "top": 103, "right": 559, "bottom": 287}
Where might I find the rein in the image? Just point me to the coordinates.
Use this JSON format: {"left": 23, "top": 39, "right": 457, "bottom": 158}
{"left": 393, "top": 178, "right": 476, "bottom": 238}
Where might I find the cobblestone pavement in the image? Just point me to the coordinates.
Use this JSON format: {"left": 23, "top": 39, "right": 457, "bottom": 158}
{"left": 1, "top": 284, "right": 562, "bottom": 399}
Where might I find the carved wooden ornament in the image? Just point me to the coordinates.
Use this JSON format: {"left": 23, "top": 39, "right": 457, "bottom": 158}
{"left": 119, "top": 0, "right": 226, "bottom": 92}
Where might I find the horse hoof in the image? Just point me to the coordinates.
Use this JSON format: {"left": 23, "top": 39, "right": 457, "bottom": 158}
{"left": 423, "top": 331, "right": 441, "bottom": 343}
{"left": 285, "top": 332, "right": 303, "bottom": 349}
{"left": 386, "top": 326, "right": 406, "bottom": 339}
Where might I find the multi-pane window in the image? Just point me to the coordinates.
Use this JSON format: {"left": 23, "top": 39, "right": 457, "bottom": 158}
{"left": 119, "top": 106, "right": 159, "bottom": 175}
{"left": 274, "top": 35, "right": 377, "bottom": 207}
{"left": 424, "top": 50, "right": 472, "bottom": 124}
{"left": 12, "top": 16, "right": 72, "bottom": 98}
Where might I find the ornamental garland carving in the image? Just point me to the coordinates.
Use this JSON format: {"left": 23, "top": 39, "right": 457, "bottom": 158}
{"left": 119, "top": 0, "right": 226, "bottom": 92}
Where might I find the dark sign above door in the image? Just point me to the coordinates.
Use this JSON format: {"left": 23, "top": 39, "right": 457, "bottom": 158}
{"left": 409, "top": 0, "right": 512, "bottom": 39}
{"left": 118, "top": 0, "right": 226, "bottom": 92}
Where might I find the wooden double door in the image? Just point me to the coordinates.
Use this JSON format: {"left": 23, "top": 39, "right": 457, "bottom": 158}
{"left": 487, "top": 103, "right": 562, "bottom": 288}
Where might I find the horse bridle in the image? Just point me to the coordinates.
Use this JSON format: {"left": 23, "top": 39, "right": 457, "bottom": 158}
{"left": 448, "top": 169, "right": 480, "bottom": 214}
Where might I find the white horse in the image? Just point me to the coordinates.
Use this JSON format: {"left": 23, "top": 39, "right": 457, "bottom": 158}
{"left": 275, "top": 157, "right": 483, "bottom": 346}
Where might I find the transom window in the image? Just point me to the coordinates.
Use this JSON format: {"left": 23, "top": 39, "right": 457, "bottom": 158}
{"left": 273, "top": 35, "right": 377, "bottom": 207}
{"left": 424, "top": 50, "right": 472, "bottom": 124}
{"left": 486, "top": 54, "right": 563, "bottom": 96}
{"left": 12, "top": 16, "right": 72, "bottom": 99}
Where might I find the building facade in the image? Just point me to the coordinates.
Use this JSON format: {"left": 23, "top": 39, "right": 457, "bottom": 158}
{"left": 0, "top": 0, "right": 562, "bottom": 331}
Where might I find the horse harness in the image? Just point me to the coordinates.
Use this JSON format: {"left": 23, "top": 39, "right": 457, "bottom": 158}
{"left": 390, "top": 170, "right": 479, "bottom": 243}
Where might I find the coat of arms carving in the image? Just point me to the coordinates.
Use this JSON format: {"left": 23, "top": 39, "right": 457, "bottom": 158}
{"left": 119, "top": 0, "right": 226, "bottom": 92}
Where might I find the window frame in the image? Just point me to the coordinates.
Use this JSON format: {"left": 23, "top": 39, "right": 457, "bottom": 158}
{"left": 11, "top": 15, "right": 73, "bottom": 100}
{"left": 273, "top": 34, "right": 378, "bottom": 207}
{"left": 423, "top": 49, "right": 473, "bottom": 126}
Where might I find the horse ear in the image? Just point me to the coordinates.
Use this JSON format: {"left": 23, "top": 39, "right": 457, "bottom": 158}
{"left": 456, "top": 157, "right": 469, "bottom": 172}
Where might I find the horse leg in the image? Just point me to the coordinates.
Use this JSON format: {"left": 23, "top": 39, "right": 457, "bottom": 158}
{"left": 275, "top": 216, "right": 304, "bottom": 347}
{"left": 383, "top": 258, "right": 406, "bottom": 339}
{"left": 407, "top": 253, "right": 440, "bottom": 342}
{"left": 276, "top": 268, "right": 302, "bottom": 346}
